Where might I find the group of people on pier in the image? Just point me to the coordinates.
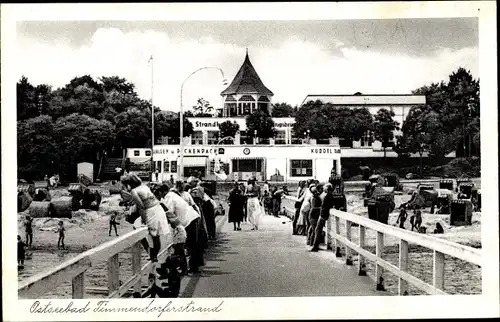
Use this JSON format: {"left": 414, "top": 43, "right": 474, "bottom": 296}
{"left": 227, "top": 178, "right": 289, "bottom": 232}
{"left": 120, "top": 172, "right": 220, "bottom": 297}
{"left": 293, "top": 174, "right": 344, "bottom": 252}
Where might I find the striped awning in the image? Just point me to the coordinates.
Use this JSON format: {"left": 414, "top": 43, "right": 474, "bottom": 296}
{"left": 183, "top": 156, "right": 207, "bottom": 166}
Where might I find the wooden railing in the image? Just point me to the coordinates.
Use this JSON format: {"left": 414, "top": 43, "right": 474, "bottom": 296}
{"left": 18, "top": 227, "right": 172, "bottom": 299}
{"left": 282, "top": 196, "right": 482, "bottom": 295}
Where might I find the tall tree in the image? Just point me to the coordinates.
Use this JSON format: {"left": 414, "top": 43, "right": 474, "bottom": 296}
{"left": 17, "top": 76, "right": 37, "bottom": 120}
{"left": 246, "top": 110, "right": 276, "bottom": 139}
{"left": 272, "top": 102, "right": 295, "bottom": 117}
{"left": 294, "top": 101, "right": 373, "bottom": 146}
{"left": 53, "top": 113, "right": 114, "bottom": 179}
{"left": 218, "top": 120, "right": 240, "bottom": 142}
{"left": 192, "top": 98, "right": 214, "bottom": 117}
{"left": 17, "top": 115, "right": 59, "bottom": 179}
{"left": 373, "top": 109, "right": 399, "bottom": 158}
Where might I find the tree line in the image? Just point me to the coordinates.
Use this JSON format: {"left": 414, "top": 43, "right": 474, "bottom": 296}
{"left": 17, "top": 67, "right": 479, "bottom": 180}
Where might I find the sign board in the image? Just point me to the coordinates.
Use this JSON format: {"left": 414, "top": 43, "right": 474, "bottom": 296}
{"left": 187, "top": 117, "right": 295, "bottom": 131}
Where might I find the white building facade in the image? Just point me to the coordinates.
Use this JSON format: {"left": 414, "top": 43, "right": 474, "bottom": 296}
{"left": 127, "top": 145, "right": 341, "bottom": 183}
{"left": 125, "top": 51, "right": 427, "bottom": 182}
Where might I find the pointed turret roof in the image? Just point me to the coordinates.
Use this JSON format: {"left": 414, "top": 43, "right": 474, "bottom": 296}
{"left": 221, "top": 50, "right": 273, "bottom": 96}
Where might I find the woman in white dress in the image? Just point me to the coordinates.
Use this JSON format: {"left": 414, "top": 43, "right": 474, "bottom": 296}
{"left": 297, "top": 182, "right": 316, "bottom": 236}
{"left": 121, "top": 173, "right": 171, "bottom": 263}
{"left": 245, "top": 177, "right": 264, "bottom": 230}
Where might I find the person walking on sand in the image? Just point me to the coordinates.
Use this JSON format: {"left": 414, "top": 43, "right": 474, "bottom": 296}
{"left": 228, "top": 182, "right": 245, "bottom": 231}
{"left": 18, "top": 235, "right": 26, "bottom": 268}
{"left": 56, "top": 221, "right": 65, "bottom": 249}
{"left": 245, "top": 177, "right": 263, "bottom": 230}
{"left": 121, "top": 173, "right": 172, "bottom": 263}
{"left": 109, "top": 212, "right": 119, "bottom": 236}
{"left": 396, "top": 205, "right": 408, "bottom": 229}
{"left": 24, "top": 215, "right": 33, "bottom": 247}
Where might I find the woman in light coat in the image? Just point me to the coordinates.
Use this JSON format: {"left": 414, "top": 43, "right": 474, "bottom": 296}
{"left": 121, "top": 173, "right": 171, "bottom": 263}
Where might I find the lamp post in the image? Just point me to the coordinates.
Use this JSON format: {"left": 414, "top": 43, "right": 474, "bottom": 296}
{"left": 149, "top": 55, "right": 155, "bottom": 182}
{"left": 180, "top": 67, "right": 227, "bottom": 179}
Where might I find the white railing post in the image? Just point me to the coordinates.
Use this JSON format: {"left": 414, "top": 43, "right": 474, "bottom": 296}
{"left": 376, "top": 232, "right": 385, "bottom": 291}
{"left": 326, "top": 216, "right": 332, "bottom": 250}
{"left": 131, "top": 242, "right": 142, "bottom": 294}
{"left": 108, "top": 253, "right": 120, "bottom": 295}
{"left": 399, "top": 240, "right": 409, "bottom": 295}
{"left": 72, "top": 272, "right": 85, "bottom": 299}
{"left": 433, "top": 250, "right": 445, "bottom": 291}
{"left": 345, "top": 220, "right": 353, "bottom": 265}
{"left": 334, "top": 215, "right": 342, "bottom": 257}
{"left": 358, "top": 225, "right": 366, "bottom": 275}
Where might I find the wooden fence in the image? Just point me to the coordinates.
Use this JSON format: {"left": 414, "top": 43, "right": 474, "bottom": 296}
{"left": 18, "top": 227, "right": 172, "bottom": 299}
{"left": 282, "top": 196, "right": 482, "bottom": 295}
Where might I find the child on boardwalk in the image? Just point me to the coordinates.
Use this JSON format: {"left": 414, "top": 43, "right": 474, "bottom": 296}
{"left": 17, "top": 235, "right": 26, "bottom": 268}
{"left": 142, "top": 274, "right": 164, "bottom": 298}
{"left": 56, "top": 221, "right": 65, "bottom": 248}
{"left": 262, "top": 190, "right": 273, "bottom": 215}
{"left": 170, "top": 222, "right": 188, "bottom": 276}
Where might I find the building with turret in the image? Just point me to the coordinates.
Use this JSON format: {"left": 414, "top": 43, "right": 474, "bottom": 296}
{"left": 127, "top": 50, "right": 426, "bottom": 183}
{"left": 219, "top": 49, "right": 274, "bottom": 117}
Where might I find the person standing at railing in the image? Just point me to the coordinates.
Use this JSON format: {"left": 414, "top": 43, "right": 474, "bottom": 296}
{"left": 272, "top": 186, "right": 288, "bottom": 218}
{"left": 292, "top": 181, "right": 306, "bottom": 235}
{"left": 310, "top": 183, "right": 334, "bottom": 252}
{"left": 161, "top": 181, "right": 203, "bottom": 274}
{"left": 307, "top": 185, "right": 322, "bottom": 246}
{"left": 121, "top": 173, "right": 171, "bottom": 263}
{"left": 298, "top": 180, "right": 315, "bottom": 236}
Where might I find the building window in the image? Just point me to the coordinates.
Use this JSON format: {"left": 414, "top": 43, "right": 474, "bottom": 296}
{"left": 360, "top": 131, "right": 373, "bottom": 147}
{"left": 171, "top": 161, "right": 177, "bottom": 172}
{"left": 290, "top": 129, "right": 302, "bottom": 145}
{"left": 134, "top": 150, "right": 140, "bottom": 156}
{"left": 145, "top": 150, "right": 152, "bottom": 157}
{"left": 163, "top": 160, "right": 170, "bottom": 173}
{"left": 275, "top": 131, "right": 286, "bottom": 144}
{"left": 242, "top": 103, "right": 251, "bottom": 115}
{"left": 238, "top": 103, "right": 242, "bottom": 115}
{"left": 191, "top": 131, "right": 203, "bottom": 145}
{"left": 290, "top": 160, "right": 313, "bottom": 177}
{"left": 207, "top": 131, "right": 219, "bottom": 144}
{"left": 232, "top": 159, "right": 263, "bottom": 172}
{"left": 156, "top": 161, "right": 161, "bottom": 171}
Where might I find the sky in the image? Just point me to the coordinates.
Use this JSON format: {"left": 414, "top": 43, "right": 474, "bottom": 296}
{"left": 16, "top": 18, "right": 478, "bottom": 112}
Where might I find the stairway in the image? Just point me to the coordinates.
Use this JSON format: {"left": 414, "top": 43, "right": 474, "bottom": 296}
{"left": 100, "top": 158, "right": 125, "bottom": 181}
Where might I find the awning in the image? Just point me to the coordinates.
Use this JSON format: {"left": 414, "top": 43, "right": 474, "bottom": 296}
{"left": 232, "top": 157, "right": 265, "bottom": 160}
{"left": 183, "top": 156, "right": 207, "bottom": 167}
